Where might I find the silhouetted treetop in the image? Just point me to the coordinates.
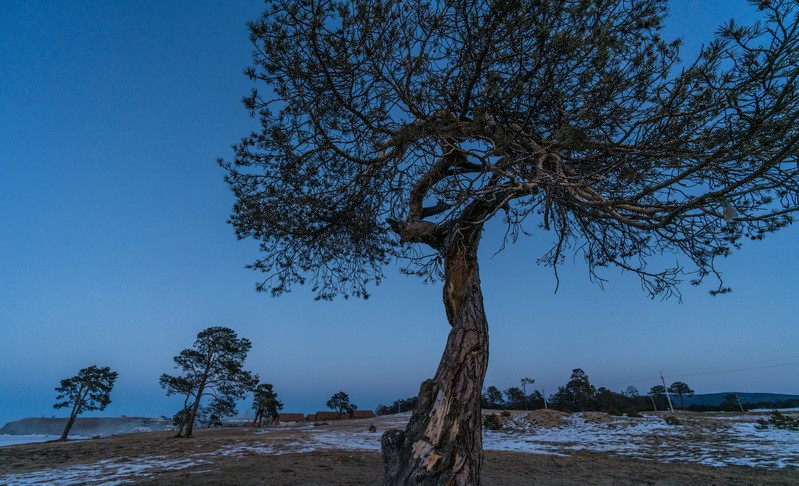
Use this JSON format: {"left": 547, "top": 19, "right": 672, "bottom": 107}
{"left": 223, "top": 0, "right": 798, "bottom": 301}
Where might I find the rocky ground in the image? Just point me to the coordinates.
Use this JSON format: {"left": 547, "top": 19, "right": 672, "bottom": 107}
{"left": 1, "top": 410, "right": 797, "bottom": 485}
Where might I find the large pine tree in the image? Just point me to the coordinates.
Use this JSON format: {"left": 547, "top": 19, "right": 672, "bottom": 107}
{"left": 222, "top": 1, "right": 799, "bottom": 483}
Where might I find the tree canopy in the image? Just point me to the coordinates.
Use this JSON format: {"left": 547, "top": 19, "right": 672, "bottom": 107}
{"left": 252, "top": 382, "right": 284, "bottom": 426}
{"left": 160, "top": 326, "right": 258, "bottom": 438}
{"left": 53, "top": 365, "right": 118, "bottom": 441}
{"left": 327, "top": 391, "right": 357, "bottom": 417}
{"left": 551, "top": 368, "right": 597, "bottom": 411}
{"left": 668, "top": 381, "right": 695, "bottom": 408}
{"left": 482, "top": 386, "right": 505, "bottom": 409}
{"left": 223, "top": 0, "right": 798, "bottom": 301}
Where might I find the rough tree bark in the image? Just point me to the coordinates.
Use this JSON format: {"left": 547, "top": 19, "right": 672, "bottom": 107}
{"left": 382, "top": 222, "right": 489, "bottom": 485}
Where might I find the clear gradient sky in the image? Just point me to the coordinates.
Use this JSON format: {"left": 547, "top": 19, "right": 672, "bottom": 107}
{"left": 1, "top": 0, "right": 797, "bottom": 428}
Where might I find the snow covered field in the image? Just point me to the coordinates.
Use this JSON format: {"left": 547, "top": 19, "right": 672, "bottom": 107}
{"left": 485, "top": 412, "right": 799, "bottom": 468}
{"left": 1, "top": 411, "right": 796, "bottom": 484}
{"left": 250, "top": 411, "right": 799, "bottom": 469}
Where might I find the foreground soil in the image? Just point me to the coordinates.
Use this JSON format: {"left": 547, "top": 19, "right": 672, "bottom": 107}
{"left": 1, "top": 418, "right": 797, "bottom": 485}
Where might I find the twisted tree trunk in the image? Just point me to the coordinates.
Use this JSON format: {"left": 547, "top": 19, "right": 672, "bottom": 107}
{"left": 382, "top": 224, "right": 488, "bottom": 485}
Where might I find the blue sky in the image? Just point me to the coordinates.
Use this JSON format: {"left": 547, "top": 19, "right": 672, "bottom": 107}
{"left": 1, "top": 0, "right": 797, "bottom": 427}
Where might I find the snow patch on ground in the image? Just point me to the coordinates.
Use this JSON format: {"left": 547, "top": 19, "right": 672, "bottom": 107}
{"left": 213, "top": 441, "right": 317, "bottom": 457}
{"left": 2, "top": 411, "right": 796, "bottom": 485}
{"left": 483, "top": 413, "right": 799, "bottom": 468}
{"left": 212, "top": 412, "right": 799, "bottom": 469}
{"left": 307, "top": 431, "right": 382, "bottom": 451}
{"left": 1, "top": 456, "right": 207, "bottom": 485}
{"left": 485, "top": 414, "right": 671, "bottom": 456}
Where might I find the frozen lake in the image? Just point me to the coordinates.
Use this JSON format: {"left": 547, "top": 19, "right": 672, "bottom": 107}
{"left": 0, "top": 435, "right": 61, "bottom": 447}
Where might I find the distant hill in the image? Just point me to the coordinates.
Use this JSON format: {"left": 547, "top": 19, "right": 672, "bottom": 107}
{"left": 682, "top": 392, "right": 799, "bottom": 407}
{"left": 0, "top": 417, "right": 172, "bottom": 436}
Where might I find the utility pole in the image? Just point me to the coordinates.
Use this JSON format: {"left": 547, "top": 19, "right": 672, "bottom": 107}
{"left": 650, "top": 395, "right": 657, "bottom": 412}
{"left": 542, "top": 388, "right": 548, "bottom": 410}
{"left": 660, "top": 372, "right": 675, "bottom": 413}
{"left": 735, "top": 394, "right": 745, "bottom": 413}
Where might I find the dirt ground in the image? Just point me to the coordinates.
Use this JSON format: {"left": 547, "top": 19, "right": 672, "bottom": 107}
{"left": 1, "top": 414, "right": 797, "bottom": 485}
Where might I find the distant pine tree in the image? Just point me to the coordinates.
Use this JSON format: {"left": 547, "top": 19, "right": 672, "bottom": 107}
{"left": 53, "top": 365, "right": 118, "bottom": 440}
{"left": 159, "top": 326, "right": 258, "bottom": 438}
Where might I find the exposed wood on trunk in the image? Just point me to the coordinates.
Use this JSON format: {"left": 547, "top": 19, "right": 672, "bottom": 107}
{"left": 382, "top": 222, "right": 488, "bottom": 485}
